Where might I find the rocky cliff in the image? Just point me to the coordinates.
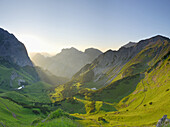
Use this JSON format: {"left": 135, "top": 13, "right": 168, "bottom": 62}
{"left": 0, "top": 28, "right": 33, "bottom": 67}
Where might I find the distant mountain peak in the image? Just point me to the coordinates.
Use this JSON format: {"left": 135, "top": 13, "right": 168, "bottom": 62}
{"left": 85, "top": 48, "right": 102, "bottom": 54}
{"left": 61, "top": 47, "right": 82, "bottom": 53}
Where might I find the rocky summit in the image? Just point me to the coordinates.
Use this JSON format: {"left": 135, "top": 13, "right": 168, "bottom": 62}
{"left": 0, "top": 28, "right": 33, "bottom": 67}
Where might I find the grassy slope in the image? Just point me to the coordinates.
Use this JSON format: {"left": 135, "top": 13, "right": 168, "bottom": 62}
{"left": 0, "top": 81, "right": 53, "bottom": 105}
{"left": 0, "top": 97, "right": 38, "bottom": 127}
{"left": 110, "top": 39, "right": 170, "bottom": 83}
{"left": 0, "top": 97, "right": 81, "bottom": 127}
{"left": 48, "top": 39, "right": 170, "bottom": 127}
{"left": 0, "top": 61, "right": 80, "bottom": 127}
{"left": 0, "top": 65, "right": 35, "bottom": 90}
{"left": 72, "top": 52, "right": 170, "bottom": 127}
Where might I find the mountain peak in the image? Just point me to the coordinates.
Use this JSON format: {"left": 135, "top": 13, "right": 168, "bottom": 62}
{"left": 61, "top": 47, "right": 81, "bottom": 53}
{"left": 0, "top": 28, "right": 33, "bottom": 67}
{"left": 85, "top": 48, "right": 102, "bottom": 54}
{"left": 140, "top": 35, "right": 170, "bottom": 43}
{"left": 122, "top": 42, "right": 136, "bottom": 48}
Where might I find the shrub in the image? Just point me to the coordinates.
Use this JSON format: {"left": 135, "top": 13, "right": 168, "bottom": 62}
{"left": 47, "top": 109, "right": 69, "bottom": 120}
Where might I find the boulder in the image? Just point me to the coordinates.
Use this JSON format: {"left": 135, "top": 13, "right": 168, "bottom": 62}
{"left": 156, "top": 115, "right": 170, "bottom": 127}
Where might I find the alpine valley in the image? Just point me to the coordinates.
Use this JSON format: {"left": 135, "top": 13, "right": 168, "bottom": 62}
{"left": 0, "top": 27, "right": 169, "bottom": 127}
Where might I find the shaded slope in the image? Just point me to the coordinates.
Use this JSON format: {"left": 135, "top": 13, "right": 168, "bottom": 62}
{"left": 0, "top": 28, "right": 33, "bottom": 67}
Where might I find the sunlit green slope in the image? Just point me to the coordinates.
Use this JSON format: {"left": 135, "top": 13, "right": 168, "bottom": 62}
{"left": 50, "top": 36, "right": 170, "bottom": 127}
{"left": 71, "top": 51, "right": 170, "bottom": 127}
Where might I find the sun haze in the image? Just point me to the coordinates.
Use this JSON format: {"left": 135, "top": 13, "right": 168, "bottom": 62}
{"left": 0, "top": 0, "right": 170, "bottom": 53}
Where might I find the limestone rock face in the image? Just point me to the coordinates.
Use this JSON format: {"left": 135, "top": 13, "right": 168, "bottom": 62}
{"left": 0, "top": 28, "right": 33, "bottom": 67}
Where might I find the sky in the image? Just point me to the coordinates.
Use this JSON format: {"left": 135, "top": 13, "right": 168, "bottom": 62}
{"left": 0, "top": 0, "right": 170, "bottom": 54}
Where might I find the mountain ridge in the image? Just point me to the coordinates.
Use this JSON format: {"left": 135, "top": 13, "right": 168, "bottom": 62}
{"left": 31, "top": 47, "right": 103, "bottom": 78}
{"left": 71, "top": 35, "right": 170, "bottom": 87}
{"left": 0, "top": 28, "right": 33, "bottom": 67}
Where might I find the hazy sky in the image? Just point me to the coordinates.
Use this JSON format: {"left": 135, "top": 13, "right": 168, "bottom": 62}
{"left": 0, "top": 0, "right": 170, "bottom": 54}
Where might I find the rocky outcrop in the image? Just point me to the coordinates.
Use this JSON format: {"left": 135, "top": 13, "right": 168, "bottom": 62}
{"left": 0, "top": 28, "right": 33, "bottom": 67}
{"left": 156, "top": 115, "right": 170, "bottom": 127}
{"left": 10, "top": 71, "right": 25, "bottom": 87}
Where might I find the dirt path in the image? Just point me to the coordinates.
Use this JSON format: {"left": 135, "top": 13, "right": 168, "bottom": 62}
{"left": 0, "top": 99, "right": 18, "bottom": 120}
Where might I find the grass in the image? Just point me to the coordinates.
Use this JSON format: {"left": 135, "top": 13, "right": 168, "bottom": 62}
{"left": 33, "top": 109, "right": 82, "bottom": 127}
{"left": 90, "top": 74, "right": 143, "bottom": 103}
{"left": 56, "top": 97, "right": 86, "bottom": 114}
{"left": 71, "top": 52, "right": 170, "bottom": 127}
{"left": 0, "top": 98, "right": 82, "bottom": 127}
{"left": 0, "top": 81, "right": 53, "bottom": 105}
{"left": 0, "top": 38, "right": 170, "bottom": 127}
{"left": 20, "top": 81, "right": 53, "bottom": 103}
{"left": 36, "top": 117, "right": 81, "bottom": 127}
{"left": 0, "top": 97, "right": 38, "bottom": 127}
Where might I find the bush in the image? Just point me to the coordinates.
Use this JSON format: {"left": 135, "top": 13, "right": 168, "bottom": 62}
{"left": 47, "top": 109, "right": 69, "bottom": 120}
{"left": 31, "top": 117, "right": 43, "bottom": 125}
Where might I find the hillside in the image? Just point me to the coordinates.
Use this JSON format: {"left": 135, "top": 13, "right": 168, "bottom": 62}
{"left": 71, "top": 50, "right": 170, "bottom": 127}
{"left": 31, "top": 47, "right": 102, "bottom": 78}
{"left": 50, "top": 35, "right": 170, "bottom": 126}
{"left": 72, "top": 35, "right": 170, "bottom": 88}
{"left": 0, "top": 31, "right": 169, "bottom": 127}
{"left": 0, "top": 28, "right": 80, "bottom": 127}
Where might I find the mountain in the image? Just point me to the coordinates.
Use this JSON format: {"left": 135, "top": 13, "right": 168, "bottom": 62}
{"left": 31, "top": 47, "right": 102, "bottom": 78}
{"left": 71, "top": 50, "right": 170, "bottom": 127}
{"left": 29, "top": 52, "right": 52, "bottom": 58}
{"left": 0, "top": 32, "right": 170, "bottom": 127}
{"left": 122, "top": 41, "right": 136, "bottom": 48}
{"left": 0, "top": 28, "right": 38, "bottom": 90}
{"left": 0, "top": 28, "right": 74, "bottom": 126}
{"left": 0, "top": 28, "right": 33, "bottom": 67}
{"left": 50, "top": 35, "right": 170, "bottom": 126}
{"left": 72, "top": 35, "right": 170, "bottom": 88}
{"left": 0, "top": 28, "right": 68, "bottom": 89}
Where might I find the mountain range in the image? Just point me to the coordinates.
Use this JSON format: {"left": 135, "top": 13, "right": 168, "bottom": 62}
{"left": 31, "top": 47, "right": 102, "bottom": 78}
{"left": 0, "top": 27, "right": 169, "bottom": 127}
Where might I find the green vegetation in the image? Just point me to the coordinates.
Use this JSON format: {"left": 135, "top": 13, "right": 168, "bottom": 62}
{"left": 0, "top": 36, "right": 170, "bottom": 127}
{"left": 36, "top": 117, "right": 80, "bottom": 127}
{"left": 0, "top": 59, "right": 80, "bottom": 126}
{"left": 50, "top": 39, "right": 170, "bottom": 126}
{"left": 56, "top": 97, "right": 86, "bottom": 114}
